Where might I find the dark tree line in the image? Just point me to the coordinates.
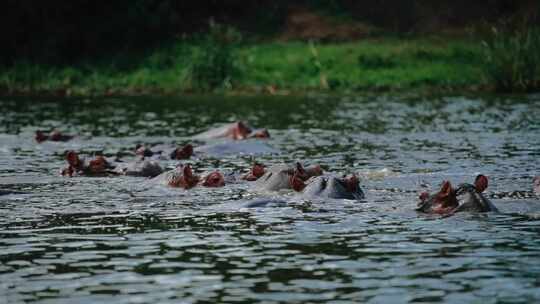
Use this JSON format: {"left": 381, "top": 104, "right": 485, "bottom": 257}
{"left": 1, "top": 0, "right": 537, "bottom": 65}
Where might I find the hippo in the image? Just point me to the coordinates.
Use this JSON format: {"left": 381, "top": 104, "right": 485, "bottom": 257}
{"left": 242, "top": 163, "right": 266, "bottom": 181}
{"left": 152, "top": 164, "right": 225, "bottom": 189}
{"left": 114, "top": 159, "right": 163, "bottom": 177}
{"left": 301, "top": 174, "right": 365, "bottom": 200}
{"left": 35, "top": 130, "right": 73, "bottom": 143}
{"left": 61, "top": 151, "right": 115, "bottom": 177}
{"left": 253, "top": 162, "right": 323, "bottom": 192}
{"left": 416, "top": 175, "right": 498, "bottom": 215}
{"left": 135, "top": 144, "right": 193, "bottom": 160}
{"left": 534, "top": 176, "right": 540, "bottom": 196}
{"left": 194, "top": 121, "right": 270, "bottom": 140}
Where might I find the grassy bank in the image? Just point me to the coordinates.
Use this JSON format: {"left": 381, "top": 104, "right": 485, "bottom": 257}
{"left": 0, "top": 37, "right": 487, "bottom": 96}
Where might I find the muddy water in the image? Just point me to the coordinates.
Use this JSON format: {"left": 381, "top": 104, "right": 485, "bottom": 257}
{"left": 1, "top": 95, "right": 539, "bottom": 303}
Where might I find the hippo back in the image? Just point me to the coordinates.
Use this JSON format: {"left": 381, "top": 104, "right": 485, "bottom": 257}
{"left": 118, "top": 160, "right": 163, "bottom": 177}
{"left": 303, "top": 176, "right": 364, "bottom": 200}
{"left": 253, "top": 164, "right": 291, "bottom": 191}
{"left": 151, "top": 168, "right": 182, "bottom": 185}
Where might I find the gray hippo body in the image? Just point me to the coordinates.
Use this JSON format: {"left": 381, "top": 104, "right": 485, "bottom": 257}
{"left": 302, "top": 176, "right": 365, "bottom": 200}
{"left": 115, "top": 159, "right": 163, "bottom": 177}
{"left": 253, "top": 164, "right": 296, "bottom": 191}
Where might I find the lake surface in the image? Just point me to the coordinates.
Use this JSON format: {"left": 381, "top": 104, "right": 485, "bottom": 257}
{"left": 1, "top": 94, "right": 540, "bottom": 303}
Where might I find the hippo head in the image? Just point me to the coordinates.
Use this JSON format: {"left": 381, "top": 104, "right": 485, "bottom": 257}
{"left": 243, "top": 163, "right": 266, "bottom": 181}
{"left": 453, "top": 175, "right": 498, "bottom": 213}
{"left": 135, "top": 144, "right": 154, "bottom": 157}
{"left": 416, "top": 181, "right": 459, "bottom": 214}
{"left": 229, "top": 121, "right": 252, "bottom": 140}
{"left": 302, "top": 174, "right": 365, "bottom": 199}
{"left": 248, "top": 129, "right": 270, "bottom": 139}
{"left": 49, "top": 130, "right": 63, "bottom": 141}
{"left": 66, "top": 150, "right": 83, "bottom": 169}
{"left": 88, "top": 155, "right": 110, "bottom": 174}
{"left": 202, "top": 171, "right": 225, "bottom": 187}
{"left": 533, "top": 176, "right": 540, "bottom": 195}
{"left": 288, "top": 162, "right": 324, "bottom": 191}
{"left": 167, "top": 164, "right": 200, "bottom": 189}
{"left": 170, "top": 144, "right": 194, "bottom": 160}
{"left": 35, "top": 130, "right": 48, "bottom": 143}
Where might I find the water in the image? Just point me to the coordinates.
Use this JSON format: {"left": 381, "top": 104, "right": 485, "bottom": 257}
{"left": 1, "top": 94, "right": 540, "bottom": 303}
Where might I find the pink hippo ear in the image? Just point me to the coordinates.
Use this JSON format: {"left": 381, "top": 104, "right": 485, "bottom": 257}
{"left": 439, "top": 181, "right": 452, "bottom": 197}
{"left": 474, "top": 175, "right": 488, "bottom": 192}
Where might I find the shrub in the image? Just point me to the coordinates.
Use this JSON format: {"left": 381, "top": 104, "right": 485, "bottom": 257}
{"left": 187, "top": 23, "right": 242, "bottom": 91}
{"left": 357, "top": 54, "right": 396, "bottom": 69}
{"left": 482, "top": 27, "right": 540, "bottom": 92}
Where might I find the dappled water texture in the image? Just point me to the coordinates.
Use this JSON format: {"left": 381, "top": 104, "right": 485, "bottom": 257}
{"left": 1, "top": 94, "right": 540, "bottom": 303}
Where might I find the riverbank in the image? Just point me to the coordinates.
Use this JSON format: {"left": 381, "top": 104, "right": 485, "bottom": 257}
{"left": 0, "top": 36, "right": 487, "bottom": 97}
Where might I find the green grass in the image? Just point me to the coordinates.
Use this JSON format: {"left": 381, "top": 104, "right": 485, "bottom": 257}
{"left": 0, "top": 37, "right": 486, "bottom": 96}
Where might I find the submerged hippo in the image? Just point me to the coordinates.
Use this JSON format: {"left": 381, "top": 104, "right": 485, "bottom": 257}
{"left": 35, "top": 130, "right": 74, "bottom": 143}
{"left": 135, "top": 143, "right": 193, "bottom": 160}
{"left": 534, "top": 176, "right": 540, "bottom": 196}
{"left": 253, "top": 162, "right": 323, "bottom": 192}
{"left": 301, "top": 174, "right": 365, "bottom": 200}
{"left": 61, "top": 151, "right": 115, "bottom": 177}
{"left": 152, "top": 164, "right": 225, "bottom": 189}
{"left": 416, "top": 175, "right": 498, "bottom": 215}
{"left": 194, "top": 121, "right": 270, "bottom": 140}
{"left": 114, "top": 159, "right": 163, "bottom": 177}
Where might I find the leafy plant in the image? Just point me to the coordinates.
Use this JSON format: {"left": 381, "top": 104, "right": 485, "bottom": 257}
{"left": 187, "top": 23, "right": 242, "bottom": 91}
{"left": 482, "top": 27, "right": 540, "bottom": 92}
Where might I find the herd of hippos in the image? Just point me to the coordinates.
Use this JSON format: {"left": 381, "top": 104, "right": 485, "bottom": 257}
{"left": 33, "top": 121, "right": 540, "bottom": 217}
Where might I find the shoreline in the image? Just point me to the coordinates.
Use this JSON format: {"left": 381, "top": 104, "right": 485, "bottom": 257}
{"left": 0, "top": 37, "right": 495, "bottom": 98}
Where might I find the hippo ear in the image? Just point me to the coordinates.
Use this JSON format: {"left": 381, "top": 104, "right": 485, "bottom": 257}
{"left": 66, "top": 151, "right": 80, "bottom": 167}
{"left": 183, "top": 165, "right": 193, "bottom": 178}
{"left": 474, "top": 175, "right": 488, "bottom": 192}
{"left": 440, "top": 181, "right": 452, "bottom": 196}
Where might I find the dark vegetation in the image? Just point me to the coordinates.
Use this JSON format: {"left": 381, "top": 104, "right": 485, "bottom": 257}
{"left": 1, "top": 0, "right": 539, "bottom": 94}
